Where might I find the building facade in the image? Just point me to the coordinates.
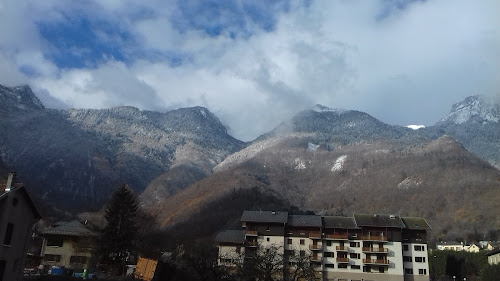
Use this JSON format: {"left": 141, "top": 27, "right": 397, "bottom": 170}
{"left": 0, "top": 172, "right": 42, "bottom": 281}
{"left": 217, "top": 211, "right": 431, "bottom": 281}
{"left": 40, "top": 220, "right": 97, "bottom": 273}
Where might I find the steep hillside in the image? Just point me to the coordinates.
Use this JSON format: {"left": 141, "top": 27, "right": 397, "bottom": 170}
{"left": 431, "top": 95, "right": 500, "bottom": 169}
{"left": 155, "top": 108, "right": 500, "bottom": 241}
{"left": 0, "top": 85, "right": 244, "bottom": 211}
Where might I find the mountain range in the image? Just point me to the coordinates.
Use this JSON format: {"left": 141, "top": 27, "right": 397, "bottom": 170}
{"left": 1, "top": 84, "right": 499, "bottom": 240}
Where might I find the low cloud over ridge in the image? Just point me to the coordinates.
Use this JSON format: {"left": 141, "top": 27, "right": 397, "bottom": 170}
{"left": 0, "top": 0, "right": 498, "bottom": 141}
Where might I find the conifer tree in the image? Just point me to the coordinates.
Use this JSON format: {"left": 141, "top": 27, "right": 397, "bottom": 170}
{"left": 98, "top": 184, "right": 139, "bottom": 273}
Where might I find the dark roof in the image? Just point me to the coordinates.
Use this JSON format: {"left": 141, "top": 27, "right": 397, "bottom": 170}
{"left": 241, "top": 210, "right": 288, "bottom": 224}
{"left": 42, "top": 220, "right": 97, "bottom": 237}
{"left": 288, "top": 215, "right": 322, "bottom": 227}
{"left": 354, "top": 214, "right": 405, "bottom": 228}
{"left": 401, "top": 217, "right": 431, "bottom": 230}
{"left": 486, "top": 248, "right": 500, "bottom": 256}
{"left": 323, "top": 216, "right": 359, "bottom": 229}
{"left": 215, "top": 230, "right": 245, "bottom": 244}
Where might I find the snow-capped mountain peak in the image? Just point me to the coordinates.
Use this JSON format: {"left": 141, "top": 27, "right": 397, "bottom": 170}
{"left": 439, "top": 95, "right": 500, "bottom": 124}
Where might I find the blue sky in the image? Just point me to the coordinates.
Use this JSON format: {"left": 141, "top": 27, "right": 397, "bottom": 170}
{"left": 0, "top": 0, "right": 498, "bottom": 140}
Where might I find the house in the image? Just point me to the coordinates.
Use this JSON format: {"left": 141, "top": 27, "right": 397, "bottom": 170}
{"left": 40, "top": 220, "right": 98, "bottom": 274}
{"left": 436, "top": 241, "right": 463, "bottom": 251}
{"left": 215, "top": 230, "right": 245, "bottom": 266}
{"left": 464, "top": 243, "right": 480, "bottom": 253}
{"left": 486, "top": 248, "right": 500, "bottom": 265}
{"left": 216, "top": 211, "right": 431, "bottom": 281}
{"left": 0, "top": 172, "right": 42, "bottom": 281}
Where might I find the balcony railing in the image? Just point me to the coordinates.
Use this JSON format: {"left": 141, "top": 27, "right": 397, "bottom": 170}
{"left": 246, "top": 241, "right": 257, "bottom": 247}
{"left": 325, "top": 234, "right": 349, "bottom": 240}
{"left": 309, "top": 231, "right": 322, "bottom": 238}
{"left": 336, "top": 257, "right": 349, "bottom": 263}
{"left": 361, "top": 235, "right": 387, "bottom": 241}
{"left": 311, "top": 256, "right": 322, "bottom": 262}
{"left": 336, "top": 246, "right": 349, "bottom": 251}
{"left": 363, "top": 259, "right": 390, "bottom": 265}
{"left": 245, "top": 230, "right": 258, "bottom": 236}
{"left": 309, "top": 244, "right": 322, "bottom": 250}
{"left": 362, "top": 247, "right": 388, "bottom": 253}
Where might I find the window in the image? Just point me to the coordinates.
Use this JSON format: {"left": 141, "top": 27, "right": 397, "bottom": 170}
{"left": 415, "top": 257, "right": 425, "bottom": 263}
{"left": 405, "top": 268, "right": 413, "bottom": 274}
{"left": 363, "top": 266, "right": 371, "bottom": 272}
{"left": 419, "top": 269, "right": 427, "bottom": 275}
{"left": 70, "top": 256, "right": 87, "bottom": 264}
{"left": 266, "top": 227, "right": 270, "bottom": 232}
{"left": 325, "top": 264, "right": 335, "bottom": 268}
{"left": 326, "top": 241, "right": 332, "bottom": 246}
{"left": 287, "top": 238, "right": 292, "bottom": 245}
{"left": 414, "top": 245, "right": 424, "bottom": 251}
{"left": 285, "top": 250, "right": 295, "bottom": 256}
{"left": 403, "top": 256, "right": 412, "bottom": 262}
{"left": 351, "top": 265, "right": 360, "bottom": 270}
{"left": 379, "top": 267, "right": 385, "bottom": 273}
{"left": 338, "top": 264, "right": 348, "bottom": 268}
{"left": 350, "top": 253, "right": 360, "bottom": 259}
{"left": 266, "top": 237, "right": 270, "bottom": 242}
{"left": 46, "top": 238, "right": 63, "bottom": 247}
{"left": 44, "top": 255, "right": 61, "bottom": 262}
{"left": 324, "top": 252, "right": 334, "bottom": 257}
{"left": 350, "top": 242, "right": 360, "bottom": 247}
{"left": 3, "top": 223, "right": 13, "bottom": 246}
{"left": 299, "top": 250, "right": 305, "bottom": 257}
{"left": 300, "top": 239, "right": 305, "bottom": 245}
{"left": 403, "top": 245, "right": 409, "bottom": 251}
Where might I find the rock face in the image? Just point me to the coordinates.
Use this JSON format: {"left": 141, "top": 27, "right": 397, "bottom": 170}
{"left": 433, "top": 95, "right": 500, "bottom": 169}
{"left": 0, "top": 85, "right": 244, "bottom": 210}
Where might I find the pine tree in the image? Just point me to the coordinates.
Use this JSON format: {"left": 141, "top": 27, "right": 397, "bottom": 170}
{"left": 98, "top": 184, "right": 139, "bottom": 273}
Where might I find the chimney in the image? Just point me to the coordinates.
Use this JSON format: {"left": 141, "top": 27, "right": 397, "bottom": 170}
{"left": 5, "top": 172, "right": 15, "bottom": 192}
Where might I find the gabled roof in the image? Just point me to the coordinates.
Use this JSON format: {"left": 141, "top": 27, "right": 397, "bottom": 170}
{"left": 215, "top": 230, "right": 245, "bottom": 244}
{"left": 241, "top": 210, "right": 288, "bottom": 224}
{"left": 486, "top": 248, "right": 500, "bottom": 256}
{"left": 401, "top": 217, "right": 431, "bottom": 230}
{"left": 0, "top": 185, "right": 41, "bottom": 219}
{"left": 42, "top": 220, "right": 97, "bottom": 237}
{"left": 323, "top": 216, "right": 359, "bottom": 229}
{"left": 288, "top": 215, "right": 322, "bottom": 227}
{"left": 354, "top": 214, "right": 405, "bottom": 228}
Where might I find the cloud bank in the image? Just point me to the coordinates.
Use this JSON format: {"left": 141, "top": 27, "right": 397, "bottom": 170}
{"left": 0, "top": 0, "right": 498, "bottom": 141}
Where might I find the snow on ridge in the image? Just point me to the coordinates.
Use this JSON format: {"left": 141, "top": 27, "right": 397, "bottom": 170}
{"left": 440, "top": 96, "right": 500, "bottom": 124}
{"left": 406, "top": 125, "right": 425, "bottom": 130}
{"left": 331, "top": 155, "right": 347, "bottom": 172}
{"left": 312, "top": 104, "right": 347, "bottom": 114}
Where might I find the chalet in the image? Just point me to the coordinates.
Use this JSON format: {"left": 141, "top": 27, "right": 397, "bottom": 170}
{"left": 0, "top": 172, "right": 42, "bottom": 281}
{"left": 40, "top": 220, "right": 97, "bottom": 274}
{"left": 486, "top": 248, "right": 500, "bottom": 265}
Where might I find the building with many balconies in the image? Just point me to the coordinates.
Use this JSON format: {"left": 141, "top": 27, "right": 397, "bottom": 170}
{"left": 216, "top": 210, "right": 431, "bottom": 281}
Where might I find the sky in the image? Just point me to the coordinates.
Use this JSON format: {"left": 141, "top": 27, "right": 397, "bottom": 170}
{"left": 0, "top": 0, "right": 499, "bottom": 141}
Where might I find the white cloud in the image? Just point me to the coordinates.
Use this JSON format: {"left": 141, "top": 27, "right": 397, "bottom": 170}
{"left": 0, "top": 0, "right": 499, "bottom": 141}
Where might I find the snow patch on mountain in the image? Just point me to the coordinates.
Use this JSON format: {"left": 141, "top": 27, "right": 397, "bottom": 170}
{"left": 312, "top": 104, "right": 347, "bottom": 114}
{"left": 406, "top": 125, "right": 425, "bottom": 130}
{"left": 440, "top": 95, "right": 500, "bottom": 124}
{"left": 308, "top": 142, "right": 320, "bottom": 151}
{"left": 331, "top": 155, "right": 347, "bottom": 172}
{"left": 294, "top": 158, "right": 306, "bottom": 170}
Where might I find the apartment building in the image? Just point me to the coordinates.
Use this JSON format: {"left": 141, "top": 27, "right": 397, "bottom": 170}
{"left": 216, "top": 211, "right": 430, "bottom": 281}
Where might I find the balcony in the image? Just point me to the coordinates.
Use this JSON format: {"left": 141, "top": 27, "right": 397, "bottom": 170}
{"left": 245, "top": 230, "right": 258, "bottom": 236}
{"left": 362, "top": 247, "right": 388, "bottom": 253}
{"left": 311, "top": 256, "right": 322, "bottom": 262}
{"left": 246, "top": 241, "right": 257, "bottom": 247}
{"left": 309, "top": 244, "right": 322, "bottom": 250}
{"left": 336, "top": 257, "right": 349, "bottom": 263}
{"left": 336, "top": 246, "right": 349, "bottom": 251}
{"left": 309, "top": 231, "right": 322, "bottom": 239}
{"left": 361, "top": 235, "right": 387, "bottom": 242}
{"left": 325, "top": 234, "right": 349, "bottom": 240}
{"left": 363, "top": 259, "right": 390, "bottom": 265}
